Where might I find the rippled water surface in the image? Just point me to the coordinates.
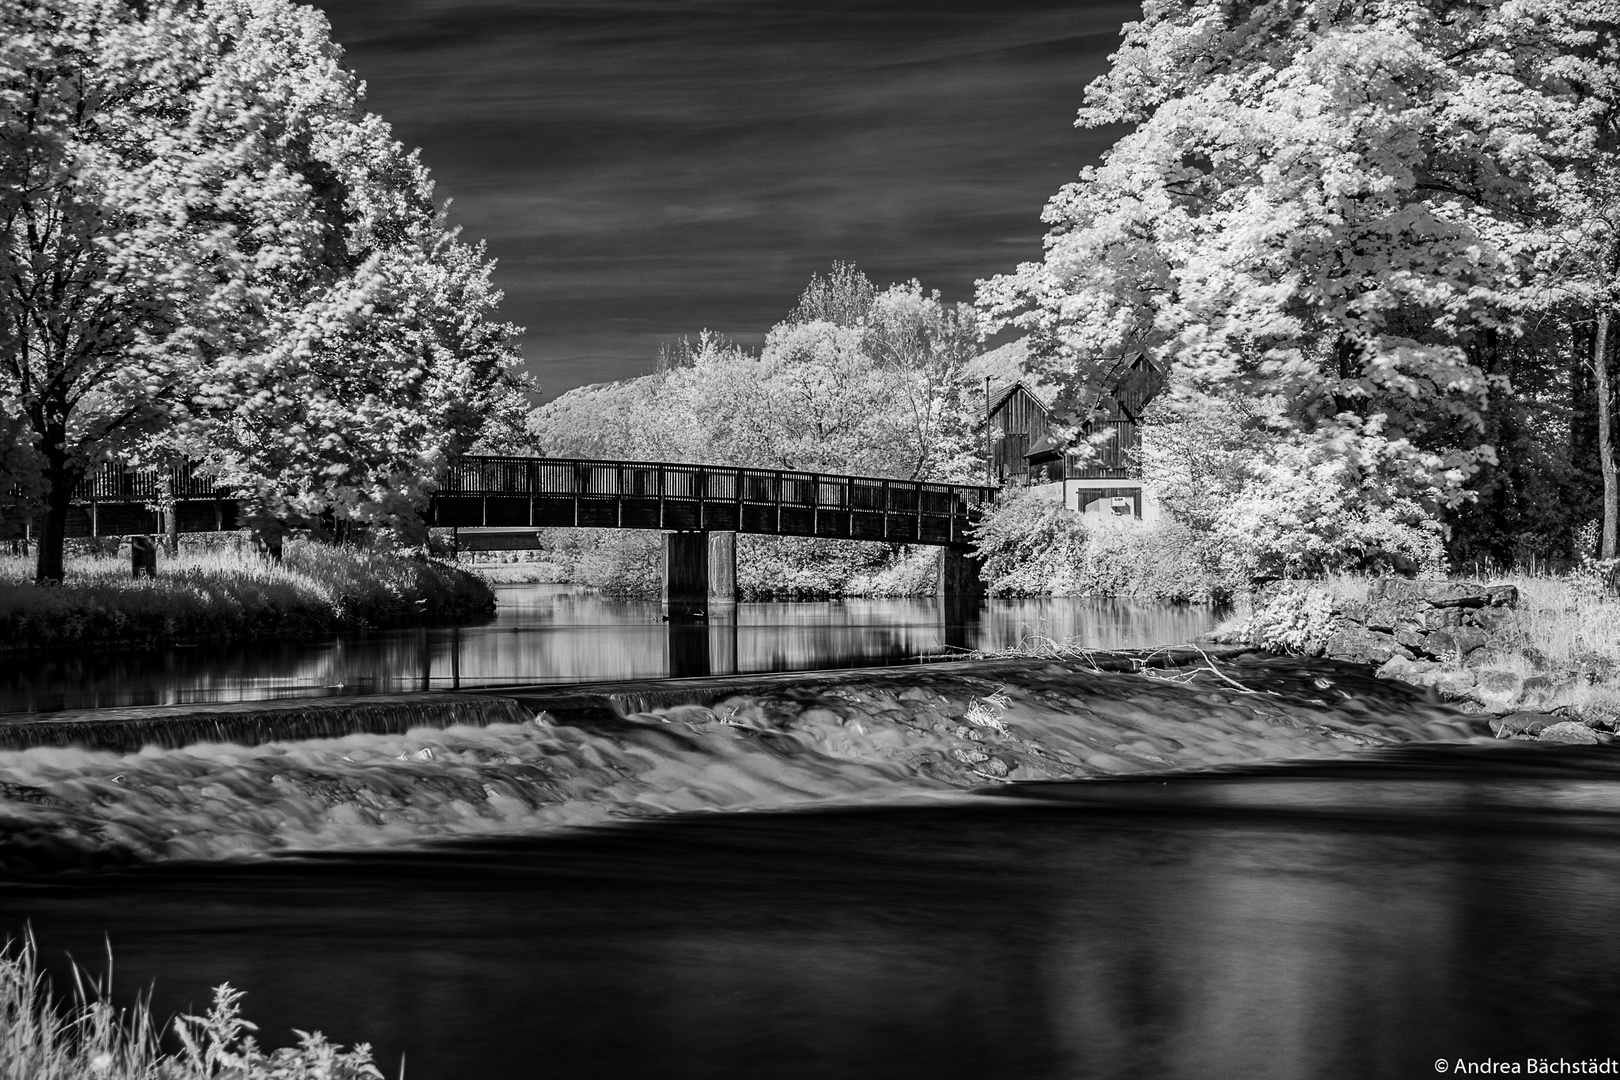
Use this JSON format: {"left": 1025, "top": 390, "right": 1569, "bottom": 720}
{"left": 0, "top": 585, "right": 1222, "bottom": 714}
{"left": 6, "top": 745, "right": 1620, "bottom": 1080}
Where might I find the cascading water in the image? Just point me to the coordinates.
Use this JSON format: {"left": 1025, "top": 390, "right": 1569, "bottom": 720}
{"left": 0, "top": 693, "right": 531, "bottom": 753}
{"left": 0, "top": 654, "right": 1494, "bottom": 874}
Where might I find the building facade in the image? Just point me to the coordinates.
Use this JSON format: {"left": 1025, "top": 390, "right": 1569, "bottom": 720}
{"left": 984, "top": 353, "right": 1166, "bottom": 519}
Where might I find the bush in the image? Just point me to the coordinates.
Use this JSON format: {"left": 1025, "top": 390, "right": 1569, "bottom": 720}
{"left": 972, "top": 489, "right": 1231, "bottom": 602}
{"left": 970, "top": 489, "right": 1089, "bottom": 596}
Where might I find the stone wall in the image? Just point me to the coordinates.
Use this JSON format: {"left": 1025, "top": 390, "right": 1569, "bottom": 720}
{"left": 1241, "top": 579, "right": 1610, "bottom": 742}
{"left": 1319, "top": 579, "right": 1518, "bottom": 665}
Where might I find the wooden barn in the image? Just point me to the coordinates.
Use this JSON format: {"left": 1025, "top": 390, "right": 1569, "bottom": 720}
{"left": 985, "top": 352, "right": 1166, "bottom": 519}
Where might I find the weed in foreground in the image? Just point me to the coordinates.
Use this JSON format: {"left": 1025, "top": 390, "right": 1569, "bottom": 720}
{"left": 0, "top": 934, "right": 386, "bottom": 1079}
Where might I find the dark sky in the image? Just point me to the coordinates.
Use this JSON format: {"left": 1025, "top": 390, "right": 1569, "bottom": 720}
{"left": 312, "top": 0, "right": 1137, "bottom": 401}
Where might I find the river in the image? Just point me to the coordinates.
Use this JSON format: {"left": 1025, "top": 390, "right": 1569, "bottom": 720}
{"left": 6, "top": 747, "right": 1620, "bottom": 1079}
{"left": 0, "top": 584, "right": 1222, "bottom": 715}
{"left": 0, "top": 589, "right": 1613, "bottom": 1077}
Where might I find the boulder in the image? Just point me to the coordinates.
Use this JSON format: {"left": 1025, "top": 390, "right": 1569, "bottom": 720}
{"left": 1394, "top": 628, "right": 1428, "bottom": 651}
{"left": 1491, "top": 712, "right": 1552, "bottom": 738}
{"left": 1519, "top": 675, "right": 1580, "bottom": 713}
{"left": 1363, "top": 599, "right": 1403, "bottom": 633}
{"left": 1472, "top": 670, "right": 1525, "bottom": 713}
{"left": 1486, "top": 584, "right": 1520, "bottom": 607}
{"left": 1537, "top": 721, "right": 1601, "bottom": 745}
{"left": 1422, "top": 607, "right": 1466, "bottom": 631}
{"left": 1424, "top": 627, "right": 1490, "bottom": 660}
{"left": 1376, "top": 655, "right": 1440, "bottom": 681}
{"left": 1431, "top": 669, "right": 1478, "bottom": 698}
{"left": 1324, "top": 625, "right": 1410, "bottom": 665}
{"left": 1372, "top": 580, "right": 1491, "bottom": 608}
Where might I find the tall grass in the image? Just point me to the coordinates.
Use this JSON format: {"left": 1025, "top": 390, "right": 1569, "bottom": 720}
{"left": 0, "top": 540, "right": 495, "bottom": 652}
{"left": 0, "top": 935, "right": 385, "bottom": 1079}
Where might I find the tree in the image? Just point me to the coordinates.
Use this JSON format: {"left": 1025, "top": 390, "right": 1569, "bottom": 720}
{"left": 531, "top": 266, "right": 986, "bottom": 482}
{"left": 0, "top": 0, "right": 526, "bottom": 579}
{"left": 978, "top": 0, "right": 1619, "bottom": 564}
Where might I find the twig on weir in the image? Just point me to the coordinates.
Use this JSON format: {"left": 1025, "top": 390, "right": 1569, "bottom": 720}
{"left": 1135, "top": 642, "right": 1273, "bottom": 696}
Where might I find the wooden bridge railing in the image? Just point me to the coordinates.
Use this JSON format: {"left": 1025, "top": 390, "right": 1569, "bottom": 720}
{"left": 38, "top": 456, "right": 996, "bottom": 547}
{"left": 433, "top": 456, "right": 996, "bottom": 547}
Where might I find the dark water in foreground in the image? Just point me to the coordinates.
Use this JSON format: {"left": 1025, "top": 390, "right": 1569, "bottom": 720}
{"left": 0, "top": 586, "right": 1221, "bottom": 715}
{"left": 7, "top": 744, "right": 1620, "bottom": 1080}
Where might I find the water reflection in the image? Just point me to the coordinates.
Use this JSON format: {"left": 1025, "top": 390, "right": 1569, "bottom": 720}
{"left": 0, "top": 585, "right": 1222, "bottom": 715}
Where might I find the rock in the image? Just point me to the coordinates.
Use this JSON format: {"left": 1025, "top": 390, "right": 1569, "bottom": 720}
{"left": 1519, "top": 675, "right": 1580, "bottom": 713}
{"left": 1363, "top": 599, "right": 1403, "bottom": 632}
{"left": 1422, "top": 607, "right": 1466, "bottom": 631}
{"left": 1472, "top": 670, "right": 1525, "bottom": 713}
{"left": 1468, "top": 608, "right": 1510, "bottom": 633}
{"left": 1373, "top": 580, "right": 1491, "bottom": 608}
{"left": 1486, "top": 584, "right": 1520, "bottom": 607}
{"left": 1336, "top": 600, "right": 1367, "bottom": 624}
{"left": 1376, "top": 655, "right": 1440, "bottom": 680}
{"left": 1394, "top": 628, "right": 1428, "bottom": 651}
{"left": 1490, "top": 712, "right": 1552, "bottom": 738}
{"left": 1323, "top": 625, "right": 1410, "bottom": 665}
{"left": 1465, "top": 646, "right": 1511, "bottom": 669}
{"left": 1424, "top": 627, "right": 1489, "bottom": 660}
{"left": 1537, "top": 721, "right": 1600, "bottom": 745}
{"left": 1432, "top": 670, "right": 1478, "bottom": 698}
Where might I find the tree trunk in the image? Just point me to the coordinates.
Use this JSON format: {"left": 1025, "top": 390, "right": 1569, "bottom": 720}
{"left": 1597, "top": 309, "right": 1618, "bottom": 560}
{"left": 33, "top": 458, "right": 75, "bottom": 584}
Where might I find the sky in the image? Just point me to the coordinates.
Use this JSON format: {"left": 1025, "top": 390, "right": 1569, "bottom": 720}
{"left": 312, "top": 0, "right": 1140, "bottom": 401}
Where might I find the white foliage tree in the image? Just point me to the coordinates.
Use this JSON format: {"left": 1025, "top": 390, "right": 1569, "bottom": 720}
{"left": 0, "top": 0, "right": 526, "bottom": 579}
{"left": 979, "top": 0, "right": 1618, "bottom": 570}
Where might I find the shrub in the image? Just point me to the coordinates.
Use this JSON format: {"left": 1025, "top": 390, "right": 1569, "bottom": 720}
{"left": 971, "top": 489, "right": 1089, "bottom": 597}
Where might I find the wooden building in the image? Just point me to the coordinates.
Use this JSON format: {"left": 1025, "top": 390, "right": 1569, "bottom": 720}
{"left": 985, "top": 352, "right": 1166, "bottom": 518}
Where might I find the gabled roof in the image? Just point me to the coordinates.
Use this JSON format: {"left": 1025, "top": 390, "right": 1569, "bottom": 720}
{"left": 987, "top": 379, "right": 1053, "bottom": 417}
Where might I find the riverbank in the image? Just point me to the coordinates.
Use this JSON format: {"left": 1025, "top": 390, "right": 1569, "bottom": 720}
{"left": 1219, "top": 576, "right": 1620, "bottom": 737}
{"left": 0, "top": 650, "right": 1491, "bottom": 872}
{"left": 0, "top": 541, "right": 495, "bottom": 653}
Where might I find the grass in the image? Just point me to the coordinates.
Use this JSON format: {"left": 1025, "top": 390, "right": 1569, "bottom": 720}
{"left": 0, "top": 934, "right": 386, "bottom": 1079}
{"left": 0, "top": 539, "right": 496, "bottom": 652}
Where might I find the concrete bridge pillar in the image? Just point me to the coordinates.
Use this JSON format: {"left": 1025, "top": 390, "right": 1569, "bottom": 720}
{"left": 663, "top": 532, "right": 709, "bottom": 617}
{"left": 938, "top": 547, "right": 985, "bottom": 603}
{"left": 664, "top": 530, "right": 738, "bottom": 616}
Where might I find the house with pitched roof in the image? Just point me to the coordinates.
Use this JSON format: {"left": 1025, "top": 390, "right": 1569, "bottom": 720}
{"left": 983, "top": 351, "right": 1166, "bottom": 519}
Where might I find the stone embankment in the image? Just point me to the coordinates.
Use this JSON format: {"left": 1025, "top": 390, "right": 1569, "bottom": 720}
{"left": 1243, "top": 580, "right": 1614, "bottom": 745}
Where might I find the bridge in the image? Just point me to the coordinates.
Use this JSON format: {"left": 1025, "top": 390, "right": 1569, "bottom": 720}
{"left": 11, "top": 455, "right": 998, "bottom": 610}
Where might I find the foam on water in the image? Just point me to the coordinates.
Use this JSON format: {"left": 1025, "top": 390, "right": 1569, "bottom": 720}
{"left": 0, "top": 656, "right": 1504, "bottom": 873}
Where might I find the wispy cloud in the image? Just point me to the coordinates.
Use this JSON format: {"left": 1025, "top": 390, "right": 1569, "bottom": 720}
{"left": 315, "top": 0, "right": 1133, "bottom": 399}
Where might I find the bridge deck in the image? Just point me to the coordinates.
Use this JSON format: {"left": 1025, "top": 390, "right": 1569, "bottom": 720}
{"left": 9, "top": 457, "right": 995, "bottom": 548}
{"left": 432, "top": 457, "right": 994, "bottom": 547}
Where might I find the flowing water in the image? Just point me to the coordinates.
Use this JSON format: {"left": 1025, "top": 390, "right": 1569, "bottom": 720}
{"left": 5, "top": 746, "right": 1620, "bottom": 1080}
{"left": 0, "top": 585, "right": 1222, "bottom": 715}
{"left": 0, "top": 592, "right": 1612, "bottom": 1077}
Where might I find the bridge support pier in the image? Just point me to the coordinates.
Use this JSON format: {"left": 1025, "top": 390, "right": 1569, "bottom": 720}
{"left": 663, "top": 532, "right": 709, "bottom": 617}
{"left": 938, "top": 547, "right": 985, "bottom": 603}
{"left": 663, "top": 530, "right": 738, "bottom": 616}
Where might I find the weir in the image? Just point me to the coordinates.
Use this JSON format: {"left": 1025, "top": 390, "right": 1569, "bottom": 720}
{"left": 0, "top": 693, "right": 530, "bottom": 755}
